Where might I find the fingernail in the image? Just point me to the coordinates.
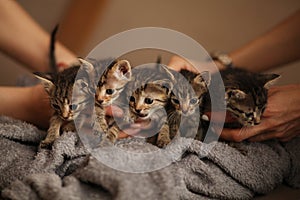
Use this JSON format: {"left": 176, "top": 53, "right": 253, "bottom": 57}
{"left": 111, "top": 109, "right": 123, "bottom": 116}
{"left": 202, "top": 114, "right": 209, "bottom": 121}
{"left": 131, "top": 123, "right": 142, "bottom": 128}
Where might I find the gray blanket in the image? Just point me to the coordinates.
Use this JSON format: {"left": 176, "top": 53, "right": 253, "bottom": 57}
{"left": 0, "top": 115, "right": 299, "bottom": 200}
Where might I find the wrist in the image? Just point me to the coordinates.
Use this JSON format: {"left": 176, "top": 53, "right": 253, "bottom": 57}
{"left": 29, "top": 85, "right": 53, "bottom": 129}
{"left": 213, "top": 60, "right": 227, "bottom": 70}
{"left": 210, "top": 51, "right": 233, "bottom": 68}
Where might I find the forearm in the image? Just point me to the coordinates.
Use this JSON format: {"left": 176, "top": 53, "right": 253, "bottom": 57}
{"left": 0, "top": 1, "right": 76, "bottom": 72}
{"left": 0, "top": 85, "right": 52, "bottom": 129}
{"left": 229, "top": 10, "right": 300, "bottom": 72}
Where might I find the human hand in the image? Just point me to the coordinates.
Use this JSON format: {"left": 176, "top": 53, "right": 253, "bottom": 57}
{"left": 104, "top": 106, "right": 145, "bottom": 139}
{"left": 105, "top": 106, "right": 165, "bottom": 139}
{"left": 168, "top": 55, "right": 225, "bottom": 73}
{"left": 212, "top": 85, "right": 300, "bottom": 142}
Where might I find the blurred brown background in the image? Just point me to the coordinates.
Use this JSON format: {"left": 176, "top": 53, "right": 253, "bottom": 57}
{"left": 0, "top": 0, "right": 299, "bottom": 198}
{"left": 0, "top": 0, "right": 299, "bottom": 86}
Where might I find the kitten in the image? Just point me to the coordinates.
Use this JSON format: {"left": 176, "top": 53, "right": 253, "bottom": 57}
{"left": 35, "top": 26, "right": 95, "bottom": 148}
{"left": 202, "top": 67, "right": 280, "bottom": 129}
{"left": 166, "top": 69, "right": 211, "bottom": 143}
{"left": 35, "top": 59, "right": 95, "bottom": 148}
{"left": 130, "top": 82, "right": 171, "bottom": 148}
{"left": 93, "top": 59, "right": 132, "bottom": 135}
{"left": 106, "top": 63, "right": 175, "bottom": 146}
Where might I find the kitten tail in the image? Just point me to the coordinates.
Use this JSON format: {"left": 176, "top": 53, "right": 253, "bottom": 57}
{"left": 49, "top": 25, "right": 59, "bottom": 74}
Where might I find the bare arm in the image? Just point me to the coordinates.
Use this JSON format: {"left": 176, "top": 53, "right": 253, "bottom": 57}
{"left": 168, "top": 10, "right": 300, "bottom": 142}
{"left": 0, "top": 1, "right": 77, "bottom": 129}
{"left": 0, "top": 85, "right": 52, "bottom": 129}
{"left": 169, "top": 10, "right": 300, "bottom": 73}
{"left": 0, "top": 1, "right": 76, "bottom": 72}
{"left": 230, "top": 10, "right": 300, "bottom": 72}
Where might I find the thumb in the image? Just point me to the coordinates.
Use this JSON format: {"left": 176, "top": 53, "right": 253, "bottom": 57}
{"left": 204, "top": 111, "right": 237, "bottom": 123}
{"left": 217, "top": 122, "right": 266, "bottom": 142}
{"left": 105, "top": 105, "right": 123, "bottom": 117}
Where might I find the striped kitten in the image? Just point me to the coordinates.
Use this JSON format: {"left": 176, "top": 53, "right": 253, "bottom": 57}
{"left": 106, "top": 63, "right": 175, "bottom": 146}
{"left": 202, "top": 67, "right": 280, "bottom": 129}
{"left": 35, "top": 26, "right": 95, "bottom": 148}
{"left": 130, "top": 82, "right": 171, "bottom": 148}
{"left": 35, "top": 59, "right": 94, "bottom": 148}
{"left": 166, "top": 69, "right": 211, "bottom": 143}
{"left": 93, "top": 60, "right": 132, "bottom": 134}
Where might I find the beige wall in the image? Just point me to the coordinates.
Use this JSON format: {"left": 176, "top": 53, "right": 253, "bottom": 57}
{"left": 0, "top": 0, "right": 299, "bottom": 85}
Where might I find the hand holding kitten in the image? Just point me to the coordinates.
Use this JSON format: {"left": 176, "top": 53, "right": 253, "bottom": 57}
{"left": 220, "top": 85, "right": 300, "bottom": 142}
{"left": 168, "top": 55, "right": 300, "bottom": 142}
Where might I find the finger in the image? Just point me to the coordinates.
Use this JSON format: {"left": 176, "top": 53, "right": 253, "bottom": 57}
{"left": 105, "top": 105, "right": 123, "bottom": 117}
{"left": 130, "top": 123, "right": 142, "bottom": 128}
{"left": 279, "top": 134, "right": 300, "bottom": 142}
{"left": 204, "top": 112, "right": 237, "bottom": 123}
{"left": 279, "top": 136, "right": 293, "bottom": 142}
{"left": 118, "top": 131, "right": 131, "bottom": 139}
{"left": 120, "top": 127, "right": 141, "bottom": 136}
{"left": 217, "top": 127, "right": 248, "bottom": 142}
{"left": 218, "top": 125, "right": 266, "bottom": 142}
{"left": 278, "top": 131, "right": 300, "bottom": 142}
{"left": 132, "top": 119, "right": 153, "bottom": 130}
{"left": 248, "top": 132, "right": 277, "bottom": 142}
{"left": 168, "top": 56, "right": 199, "bottom": 73}
{"left": 168, "top": 56, "right": 189, "bottom": 72}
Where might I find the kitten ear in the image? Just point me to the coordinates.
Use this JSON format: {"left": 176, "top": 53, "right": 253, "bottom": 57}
{"left": 34, "top": 72, "right": 54, "bottom": 93}
{"left": 114, "top": 60, "right": 132, "bottom": 80}
{"left": 160, "top": 65, "right": 175, "bottom": 81}
{"left": 78, "top": 58, "right": 94, "bottom": 73}
{"left": 77, "top": 58, "right": 97, "bottom": 94}
{"left": 260, "top": 74, "right": 281, "bottom": 89}
{"left": 194, "top": 71, "right": 211, "bottom": 86}
{"left": 152, "top": 79, "right": 174, "bottom": 96}
{"left": 225, "top": 89, "right": 246, "bottom": 100}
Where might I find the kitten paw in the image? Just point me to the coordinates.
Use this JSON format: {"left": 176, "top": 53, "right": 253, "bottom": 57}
{"left": 106, "top": 126, "right": 119, "bottom": 143}
{"left": 62, "top": 123, "right": 75, "bottom": 132}
{"left": 39, "top": 139, "right": 53, "bottom": 149}
{"left": 99, "top": 136, "right": 114, "bottom": 147}
{"left": 156, "top": 138, "right": 171, "bottom": 148}
{"left": 106, "top": 133, "right": 117, "bottom": 143}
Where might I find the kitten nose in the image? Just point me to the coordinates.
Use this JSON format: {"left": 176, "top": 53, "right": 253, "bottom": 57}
{"left": 182, "top": 110, "right": 188, "bottom": 115}
{"left": 135, "top": 109, "right": 141, "bottom": 114}
{"left": 181, "top": 104, "right": 189, "bottom": 115}
{"left": 98, "top": 100, "right": 104, "bottom": 104}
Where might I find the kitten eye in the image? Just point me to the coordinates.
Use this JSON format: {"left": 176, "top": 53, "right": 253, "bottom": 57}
{"left": 190, "top": 98, "right": 198, "bottom": 105}
{"left": 172, "top": 98, "right": 180, "bottom": 105}
{"left": 106, "top": 89, "right": 115, "bottom": 95}
{"left": 52, "top": 104, "right": 60, "bottom": 110}
{"left": 129, "top": 96, "right": 135, "bottom": 102}
{"left": 70, "top": 104, "right": 78, "bottom": 110}
{"left": 144, "top": 98, "right": 153, "bottom": 104}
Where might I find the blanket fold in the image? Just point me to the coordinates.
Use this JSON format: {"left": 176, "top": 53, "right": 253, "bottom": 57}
{"left": 0, "top": 116, "right": 299, "bottom": 200}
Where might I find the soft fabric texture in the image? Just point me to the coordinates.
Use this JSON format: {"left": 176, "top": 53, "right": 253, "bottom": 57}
{"left": 0, "top": 115, "right": 299, "bottom": 200}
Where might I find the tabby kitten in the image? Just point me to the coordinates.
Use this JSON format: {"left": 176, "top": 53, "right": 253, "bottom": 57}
{"left": 129, "top": 83, "right": 172, "bottom": 148}
{"left": 93, "top": 59, "right": 132, "bottom": 134}
{"left": 106, "top": 63, "right": 175, "bottom": 146}
{"left": 166, "top": 69, "right": 211, "bottom": 143}
{"left": 35, "top": 26, "right": 95, "bottom": 148}
{"left": 35, "top": 59, "right": 94, "bottom": 148}
{"left": 202, "top": 67, "right": 280, "bottom": 129}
